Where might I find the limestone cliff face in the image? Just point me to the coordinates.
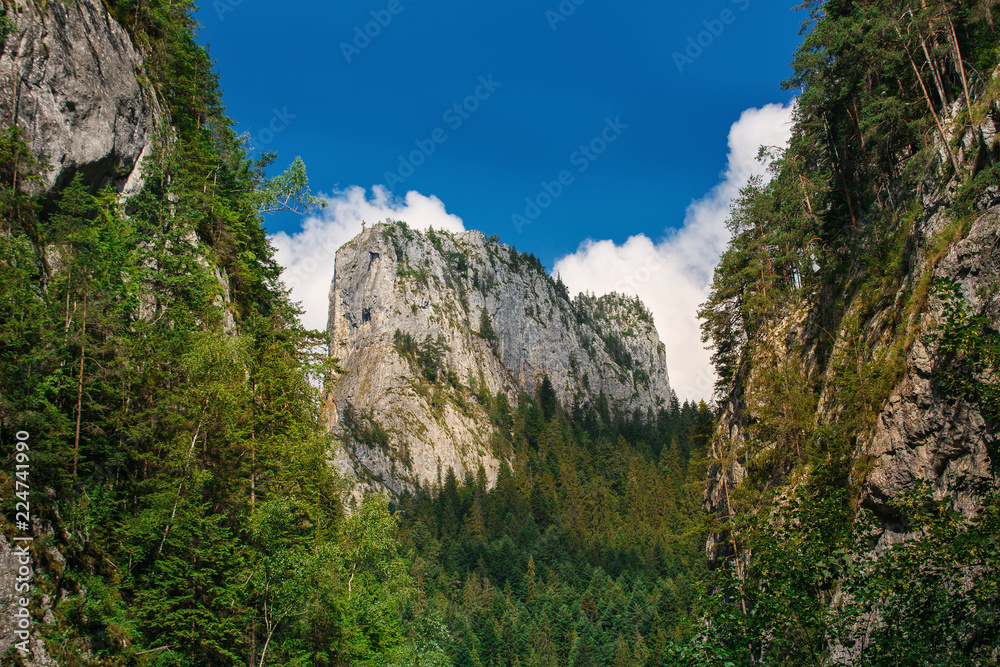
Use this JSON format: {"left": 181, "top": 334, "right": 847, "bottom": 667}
{"left": 325, "top": 223, "right": 672, "bottom": 496}
{"left": 0, "top": 0, "right": 156, "bottom": 194}
{"left": 705, "top": 211, "right": 1000, "bottom": 564}
{"left": 860, "top": 204, "right": 999, "bottom": 528}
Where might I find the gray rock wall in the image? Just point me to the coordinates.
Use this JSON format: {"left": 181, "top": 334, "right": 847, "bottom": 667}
{"left": 860, "top": 207, "right": 1000, "bottom": 527}
{"left": 326, "top": 223, "right": 673, "bottom": 497}
{"left": 0, "top": 0, "right": 156, "bottom": 193}
{"left": 0, "top": 535, "right": 56, "bottom": 665}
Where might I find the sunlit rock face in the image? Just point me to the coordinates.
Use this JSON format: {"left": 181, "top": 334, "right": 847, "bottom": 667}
{"left": 325, "top": 223, "right": 672, "bottom": 498}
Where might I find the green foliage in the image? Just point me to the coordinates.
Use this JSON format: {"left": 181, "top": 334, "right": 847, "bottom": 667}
{"left": 254, "top": 155, "right": 326, "bottom": 215}
{"left": 478, "top": 308, "right": 497, "bottom": 342}
{"left": 0, "top": 142, "right": 347, "bottom": 663}
{"left": 739, "top": 352, "right": 820, "bottom": 489}
{"left": 337, "top": 495, "right": 413, "bottom": 663}
{"left": 397, "top": 262, "right": 431, "bottom": 287}
{"left": 394, "top": 329, "right": 455, "bottom": 386}
{"left": 691, "top": 479, "right": 1000, "bottom": 666}
{"left": 389, "top": 390, "right": 714, "bottom": 666}
{"left": 0, "top": 6, "right": 16, "bottom": 46}
{"left": 427, "top": 227, "right": 443, "bottom": 253}
{"left": 393, "top": 328, "right": 419, "bottom": 358}
{"left": 930, "top": 278, "right": 1000, "bottom": 423}
{"left": 537, "top": 375, "right": 557, "bottom": 422}
{"left": 696, "top": 482, "right": 856, "bottom": 665}
{"left": 0, "top": 2, "right": 335, "bottom": 661}
{"left": 553, "top": 273, "right": 571, "bottom": 302}
{"left": 842, "top": 485, "right": 1000, "bottom": 665}
{"left": 699, "top": 169, "right": 823, "bottom": 395}
{"left": 343, "top": 402, "right": 393, "bottom": 451}
{"left": 602, "top": 331, "right": 634, "bottom": 370}
{"left": 0, "top": 125, "right": 47, "bottom": 240}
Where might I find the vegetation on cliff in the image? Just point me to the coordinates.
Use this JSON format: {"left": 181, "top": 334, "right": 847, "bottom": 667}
{"left": 696, "top": 0, "right": 1000, "bottom": 663}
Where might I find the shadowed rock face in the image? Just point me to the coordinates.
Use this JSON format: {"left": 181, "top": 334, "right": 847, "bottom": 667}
{"left": 700, "top": 88, "right": 1000, "bottom": 581}
{"left": 704, "top": 204, "right": 1000, "bottom": 567}
{"left": 704, "top": 99, "right": 1000, "bottom": 569}
{"left": 325, "top": 223, "right": 672, "bottom": 498}
{"left": 0, "top": 0, "right": 156, "bottom": 194}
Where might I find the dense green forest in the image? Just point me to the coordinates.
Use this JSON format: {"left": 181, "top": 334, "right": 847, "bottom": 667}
{"left": 1, "top": 0, "right": 999, "bottom": 664}
{"left": 388, "top": 387, "right": 714, "bottom": 667}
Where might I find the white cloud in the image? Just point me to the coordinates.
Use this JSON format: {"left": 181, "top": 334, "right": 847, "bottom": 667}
{"left": 270, "top": 185, "right": 465, "bottom": 331}
{"left": 552, "top": 102, "right": 796, "bottom": 403}
{"left": 271, "top": 102, "right": 795, "bottom": 402}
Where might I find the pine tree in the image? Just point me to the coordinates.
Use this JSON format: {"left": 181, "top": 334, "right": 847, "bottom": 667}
{"left": 538, "top": 375, "right": 557, "bottom": 422}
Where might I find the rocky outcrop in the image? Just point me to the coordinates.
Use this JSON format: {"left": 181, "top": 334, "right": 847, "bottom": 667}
{"left": 0, "top": 0, "right": 156, "bottom": 194}
{"left": 705, "top": 210, "right": 1000, "bottom": 565}
{"left": 0, "top": 536, "right": 57, "bottom": 665}
{"left": 325, "top": 223, "right": 672, "bottom": 496}
{"left": 860, "top": 207, "right": 1000, "bottom": 527}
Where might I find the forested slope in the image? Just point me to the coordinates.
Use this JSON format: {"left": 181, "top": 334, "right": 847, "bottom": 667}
{"left": 697, "top": 0, "right": 1000, "bottom": 663}
{"left": 0, "top": 1, "right": 404, "bottom": 663}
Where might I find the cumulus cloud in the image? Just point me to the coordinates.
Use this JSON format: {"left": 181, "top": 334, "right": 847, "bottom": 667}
{"left": 271, "top": 186, "right": 465, "bottom": 331}
{"left": 553, "top": 102, "right": 796, "bottom": 403}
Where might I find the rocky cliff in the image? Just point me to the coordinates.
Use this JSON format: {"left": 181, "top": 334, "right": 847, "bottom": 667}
{"left": 704, "top": 102, "right": 1000, "bottom": 562}
{"left": 325, "top": 222, "right": 672, "bottom": 496}
{"left": 0, "top": 0, "right": 156, "bottom": 195}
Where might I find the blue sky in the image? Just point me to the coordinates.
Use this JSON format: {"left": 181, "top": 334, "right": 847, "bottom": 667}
{"left": 195, "top": 0, "right": 805, "bottom": 400}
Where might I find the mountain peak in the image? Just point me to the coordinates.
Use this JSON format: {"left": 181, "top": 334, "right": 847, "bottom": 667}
{"left": 325, "top": 221, "right": 672, "bottom": 496}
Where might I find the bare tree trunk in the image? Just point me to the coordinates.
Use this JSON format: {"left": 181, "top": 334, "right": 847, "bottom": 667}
{"left": 915, "top": 2, "right": 951, "bottom": 106}
{"left": 250, "top": 432, "right": 256, "bottom": 512}
{"left": 846, "top": 99, "right": 876, "bottom": 181}
{"left": 64, "top": 256, "right": 73, "bottom": 334}
{"left": 249, "top": 620, "right": 256, "bottom": 667}
{"left": 754, "top": 217, "right": 774, "bottom": 305}
{"left": 721, "top": 459, "right": 748, "bottom": 615}
{"left": 799, "top": 174, "right": 815, "bottom": 217}
{"left": 947, "top": 14, "right": 972, "bottom": 109}
{"left": 73, "top": 295, "right": 87, "bottom": 483}
{"left": 896, "top": 23, "right": 963, "bottom": 174}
